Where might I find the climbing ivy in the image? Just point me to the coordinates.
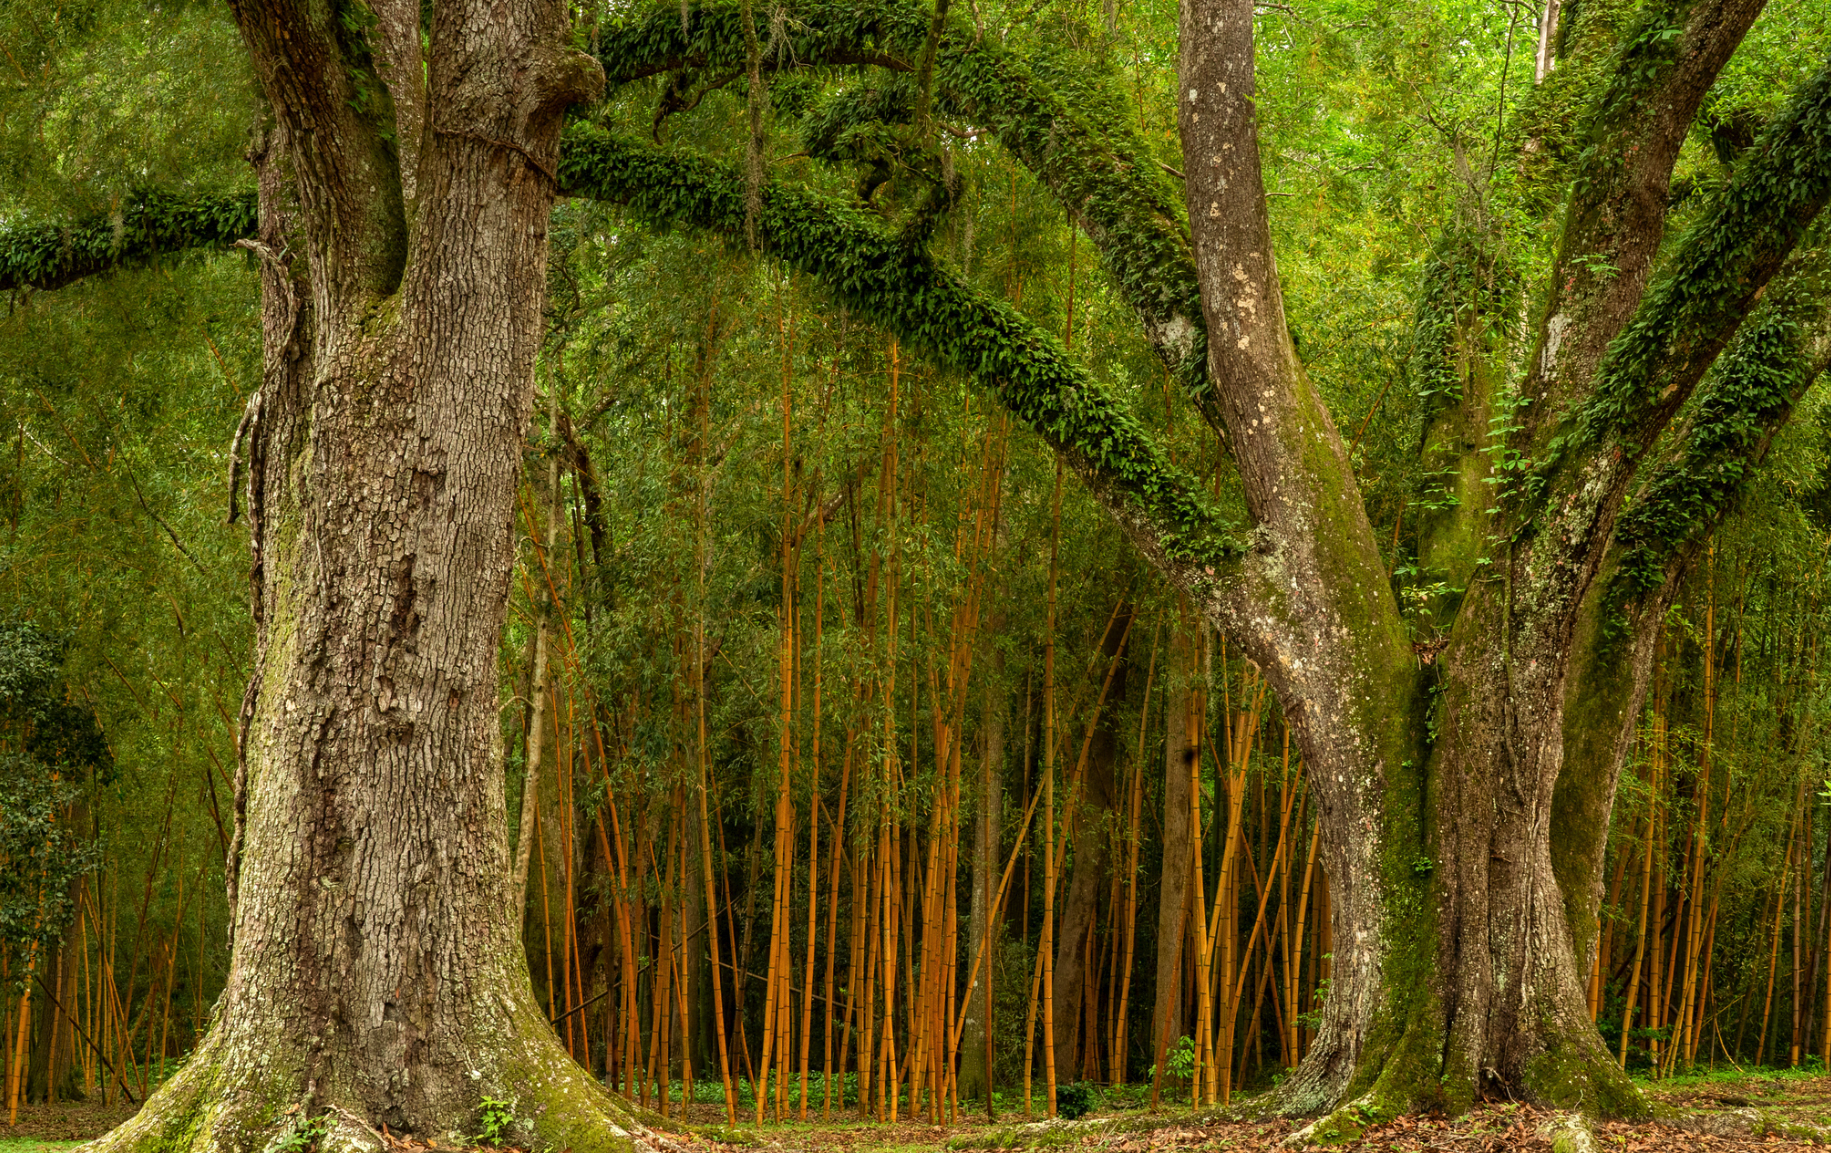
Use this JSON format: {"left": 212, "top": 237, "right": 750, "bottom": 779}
{"left": 1407, "top": 225, "right": 1520, "bottom": 425}
{"left": 1606, "top": 239, "right": 1831, "bottom": 620}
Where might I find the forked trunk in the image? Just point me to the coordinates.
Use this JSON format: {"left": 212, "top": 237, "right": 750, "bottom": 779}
{"left": 1172, "top": 0, "right": 1658, "bottom": 1120}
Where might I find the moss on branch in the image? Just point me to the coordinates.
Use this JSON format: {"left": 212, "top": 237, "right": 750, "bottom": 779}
{"left": 0, "top": 190, "right": 258, "bottom": 293}
{"left": 1562, "top": 56, "right": 1831, "bottom": 461}
{"left": 597, "top": 0, "right": 1213, "bottom": 415}
{"left": 1605, "top": 240, "right": 1831, "bottom": 616}
{"left": 559, "top": 124, "right": 1237, "bottom": 566}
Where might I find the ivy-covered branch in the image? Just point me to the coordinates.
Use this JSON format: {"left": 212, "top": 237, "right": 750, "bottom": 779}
{"left": 598, "top": 0, "right": 1214, "bottom": 421}
{"left": 558, "top": 124, "right": 1240, "bottom": 573}
{"left": 1522, "top": 0, "right": 1770, "bottom": 428}
{"left": 0, "top": 191, "right": 259, "bottom": 293}
{"left": 1538, "top": 53, "right": 1831, "bottom": 494}
{"left": 1605, "top": 239, "right": 1831, "bottom": 616}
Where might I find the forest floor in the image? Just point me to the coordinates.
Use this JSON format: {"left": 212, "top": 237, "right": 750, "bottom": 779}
{"left": 642, "top": 1070, "right": 1831, "bottom": 1151}
{"left": 9, "top": 1072, "right": 1831, "bottom": 1151}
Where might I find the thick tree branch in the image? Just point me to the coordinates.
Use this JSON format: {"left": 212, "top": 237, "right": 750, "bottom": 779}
{"left": 371, "top": 0, "right": 429, "bottom": 207}
{"left": 226, "top": 0, "right": 408, "bottom": 305}
{"left": 1558, "top": 55, "right": 1831, "bottom": 476}
{"left": 1606, "top": 238, "right": 1831, "bottom": 614}
{"left": 1175, "top": 0, "right": 1402, "bottom": 643}
{"left": 1491, "top": 52, "right": 1831, "bottom": 651}
{"left": 1405, "top": 222, "right": 1518, "bottom": 615}
{"left": 1552, "top": 237, "right": 1831, "bottom": 971}
{"left": 599, "top": 0, "right": 1216, "bottom": 428}
{"left": 557, "top": 125, "right": 1249, "bottom": 613}
{"left": 0, "top": 192, "right": 258, "bottom": 293}
{"left": 1520, "top": 0, "right": 1768, "bottom": 437}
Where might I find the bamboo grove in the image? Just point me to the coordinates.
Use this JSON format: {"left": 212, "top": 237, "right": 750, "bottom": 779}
{"left": 3, "top": 0, "right": 1831, "bottom": 1128}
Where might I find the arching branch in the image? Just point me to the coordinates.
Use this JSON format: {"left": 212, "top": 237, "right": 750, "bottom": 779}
{"left": 0, "top": 191, "right": 258, "bottom": 293}
{"left": 1520, "top": 0, "right": 1771, "bottom": 437}
{"left": 599, "top": 0, "right": 1215, "bottom": 428}
{"left": 557, "top": 123, "right": 1251, "bottom": 622}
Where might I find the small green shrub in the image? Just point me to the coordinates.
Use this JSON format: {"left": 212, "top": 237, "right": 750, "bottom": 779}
{"left": 1055, "top": 1081, "right": 1097, "bottom": 1120}
{"left": 1147, "top": 1035, "right": 1196, "bottom": 1082}
{"left": 475, "top": 1096, "right": 516, "bottom": 1146}
{"left": 266, "top": 1116, "right": 327, "bottom": 1153}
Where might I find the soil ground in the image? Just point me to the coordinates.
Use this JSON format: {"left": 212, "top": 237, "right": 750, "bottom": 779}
{"left": 8, "top": 1071, "right": 1831, "bottom": 1150}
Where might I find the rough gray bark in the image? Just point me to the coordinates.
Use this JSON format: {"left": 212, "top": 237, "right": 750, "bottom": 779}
{"left": 78, "top": 0, "right": 639, "bottom": 1149}
{"left": 1176, "top": 0, "right": 1420, "bottom": 1114}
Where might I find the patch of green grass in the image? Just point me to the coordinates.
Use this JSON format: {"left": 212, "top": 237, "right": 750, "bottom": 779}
{"left": 1632, "top": 1062, "right": 1824, "bottom": 1089}
{"left": 0, "top": 1139, "right": 88, "bottom": 1153}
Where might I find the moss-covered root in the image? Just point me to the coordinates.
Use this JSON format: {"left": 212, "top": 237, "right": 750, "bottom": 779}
{"left": 493, "top": 1032, "right": 652, "bottom": 1153}
{"left": 75, "top": 1036, "right": 282, "bottom": 1153}
{"left": 1522, "top": 1039, "right": 1650, "bottom": 1120}
{"left": 1537, "top": 1112, "right": 1599, "bottom": 1153}
{"left": 1284, "top": 1102, "right": 1614, "bottom": 1151}
{"left": 1279, "top": 1095, "right": 1387, "bottom": 1148}
{"left": 77, "top": 1029, "right": 655, "bottom": 1153}
{"left": 509, "top": 1077, "right": 648, "bottom": 1153}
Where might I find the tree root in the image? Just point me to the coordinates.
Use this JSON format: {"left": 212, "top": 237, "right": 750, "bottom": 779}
{"left": 73, "top": 1026, "right": 661, "bottom": 1153}
{"left": 1659, "top": 1104, "right": 1831, "bottom": 1144}
{"left": 1536, "top": 1111, "right": 1597, "bottom": 1153}
{"left": 1279, "top": 1094, "right": 1387, "bottom": 1148}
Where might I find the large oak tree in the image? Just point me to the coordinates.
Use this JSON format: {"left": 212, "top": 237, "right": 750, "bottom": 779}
{"left": 564, "top": 0, "right": 1831, "bottom": 1123}
{"left": 8, "top": 0, "right": 648, "bottom": 1150}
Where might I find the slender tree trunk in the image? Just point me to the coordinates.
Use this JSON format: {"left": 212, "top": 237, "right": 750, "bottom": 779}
{"left": 1113, "top": 621, "right": 1159, "bottom": 1085}
{"left": 1152, "top": 627, "right": 1195, "bottom": 1069}
{"left": 512, "top": 405, "right": 562, "bottom": 909}
{"left": 958, "top": 643, "right": 1005, "bottom": 1106}
{"left": 1050, "top": 604, "right": 1129, "bottom": 1078}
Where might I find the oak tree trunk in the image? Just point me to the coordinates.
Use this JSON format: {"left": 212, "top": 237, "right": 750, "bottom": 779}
{"left": 81, "top": 0, "right": 634, "bottom": 1150}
